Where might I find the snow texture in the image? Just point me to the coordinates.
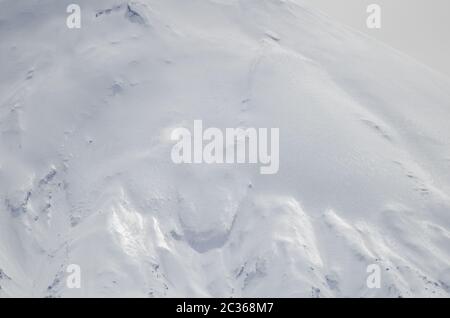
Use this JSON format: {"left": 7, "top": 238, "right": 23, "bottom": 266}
{"left": 0, "top": 0, "right": 450, "bottom": 297}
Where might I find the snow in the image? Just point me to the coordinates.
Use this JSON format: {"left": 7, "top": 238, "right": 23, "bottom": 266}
{"left": 0, "top": 0, "right": 450, "bottom": 297}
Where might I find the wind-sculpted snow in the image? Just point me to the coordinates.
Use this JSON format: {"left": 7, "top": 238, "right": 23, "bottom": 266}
{"left": 0, "top": 0, "right": 450, "bottom": 297}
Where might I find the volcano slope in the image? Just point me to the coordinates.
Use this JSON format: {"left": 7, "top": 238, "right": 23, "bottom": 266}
{"left": 0, "top": 0, "right": 450, "bottom": 297}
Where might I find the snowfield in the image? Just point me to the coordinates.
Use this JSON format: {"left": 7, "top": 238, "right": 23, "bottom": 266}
{"left": 1, "top": 0, "right": 450, "bottom": 297}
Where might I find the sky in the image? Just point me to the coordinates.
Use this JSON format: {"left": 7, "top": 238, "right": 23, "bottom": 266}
{"left": 303, "top": 0, "right": 450, "bottom": 77}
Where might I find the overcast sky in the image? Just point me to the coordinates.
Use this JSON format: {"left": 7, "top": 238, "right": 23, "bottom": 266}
{"left": 303, "top": 0, "right": 450, "bottom": 77}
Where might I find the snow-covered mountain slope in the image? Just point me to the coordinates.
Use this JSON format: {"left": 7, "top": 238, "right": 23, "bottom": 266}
{"left": 1, "top": 0, "right": 450, "bottom": 297}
